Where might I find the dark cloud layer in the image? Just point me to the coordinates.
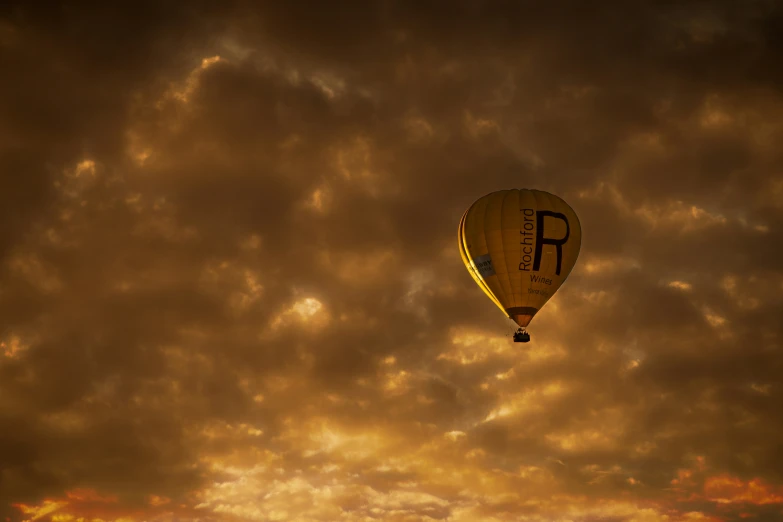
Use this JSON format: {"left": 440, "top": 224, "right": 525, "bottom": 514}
{"left": 2, "top": 1, "right": 783, "bottom": 521}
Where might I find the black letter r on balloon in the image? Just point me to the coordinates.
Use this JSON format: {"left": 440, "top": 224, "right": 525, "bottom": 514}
{"left": 532, "top": 211, "right": 570, "bottom": 275}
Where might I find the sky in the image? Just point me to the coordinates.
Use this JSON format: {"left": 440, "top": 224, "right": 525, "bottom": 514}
{"left": 2, "top": 1, "right": 783, "bottom": 521}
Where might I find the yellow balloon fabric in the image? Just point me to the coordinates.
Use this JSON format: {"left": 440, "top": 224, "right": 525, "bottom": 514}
{"left": 458, "top": 189, "right": 582, "bottom": 328}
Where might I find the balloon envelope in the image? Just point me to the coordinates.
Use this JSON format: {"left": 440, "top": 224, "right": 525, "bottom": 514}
{"left": 458, "top": 189, "right": 582, "bottom": 328}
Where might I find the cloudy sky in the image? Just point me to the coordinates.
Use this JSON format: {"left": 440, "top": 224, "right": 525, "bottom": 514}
{"left": 2, "top": 1, "right": 783, "bottom": 521}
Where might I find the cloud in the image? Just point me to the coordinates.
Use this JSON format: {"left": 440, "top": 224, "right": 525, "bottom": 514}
{"left": 2, "top": 1, "right": 783, "bottom": 521}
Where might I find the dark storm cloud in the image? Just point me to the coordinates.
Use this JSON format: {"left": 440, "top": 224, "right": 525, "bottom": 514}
{"left": 2, "top": 1, "right": 783, "bottom": 521}
{"left": 0, "top": 1, "right": 237, "bottom": 255}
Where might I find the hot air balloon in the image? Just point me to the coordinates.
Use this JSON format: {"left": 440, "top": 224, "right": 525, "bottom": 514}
{"left": 458, "top": 189, "right": 582, "bottom": 343}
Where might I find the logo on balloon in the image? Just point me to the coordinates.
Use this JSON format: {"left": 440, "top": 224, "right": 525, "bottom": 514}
{"left": 518, "top": 209, "right": 571, "bottom": 275}
{"left": 472, "top": 253, "right": 496, "bottom": 278}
